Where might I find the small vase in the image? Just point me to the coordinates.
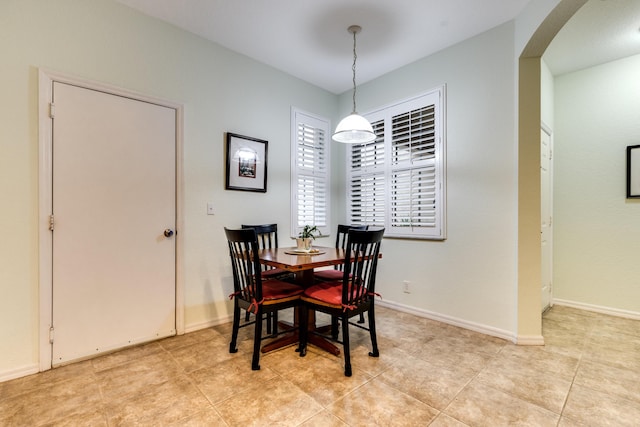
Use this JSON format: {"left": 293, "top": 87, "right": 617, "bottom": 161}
{"left": 296, "top": 237, "right": 313, "bottom": 252}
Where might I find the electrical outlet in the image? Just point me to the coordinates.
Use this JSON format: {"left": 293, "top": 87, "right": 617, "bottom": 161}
{"left": 403, "top": 280, "right": 411, "bottom": 293}
{"left": 207, "top": 202, "right": 215, "bottom": 215}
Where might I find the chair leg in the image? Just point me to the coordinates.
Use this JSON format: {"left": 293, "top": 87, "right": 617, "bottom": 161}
{"left": 331, "top": 315, "right": 339, "bottom": 339}
{"left": 357, "top": 313, "right": 365, "bottom": 324}
{"left": 229, "top": 303, "right": 241, "bottom": 353}
{"left": 251, "top": 308, "right": 263, "bottom": 370}
{"left": 271, "top": 311, "right": 279, "bottom": 337}
{"left": 298, "top": 306, "right": 308, "bottom": 357}
{"left": 341, "top": 313, "right": 352, "bottom": 376}
{"left": 266, "top": 312, "right": 272, "bottom": 335}
{"left": 367, "top": 305, "right": 379, "bottom": 358}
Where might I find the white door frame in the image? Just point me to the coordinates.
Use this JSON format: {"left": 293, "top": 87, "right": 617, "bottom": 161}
{"left": 38, "top": 68, "right": 185, "bottom": 371}
{"left": 540, "top": 122, "right": 553, "bottom": 311}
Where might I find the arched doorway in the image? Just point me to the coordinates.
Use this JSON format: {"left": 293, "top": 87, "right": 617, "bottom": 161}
{"left": 517, "top": 0, "right": 587, "bottom": 342}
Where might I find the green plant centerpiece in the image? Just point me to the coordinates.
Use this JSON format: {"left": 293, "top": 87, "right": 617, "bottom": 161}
{"left": 296, "top": 225, "right": 320, "bottom": 252}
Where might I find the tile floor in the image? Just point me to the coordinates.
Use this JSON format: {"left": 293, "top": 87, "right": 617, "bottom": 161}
{"left": 1, "top": 305, "right": 640, "bottom": 426}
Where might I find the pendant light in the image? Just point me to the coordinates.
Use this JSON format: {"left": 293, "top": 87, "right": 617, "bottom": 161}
{"left": 332, "top": 25, "right": 376, "bottom": 144}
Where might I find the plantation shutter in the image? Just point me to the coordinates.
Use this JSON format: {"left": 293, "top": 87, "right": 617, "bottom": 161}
{"left": 349, "top": 120, "right": 385, "bottom": 227}
{"left": 390, "top": 105, "right": 438, "bottom": 231}
{"left": 346, "top": 86, "right": 446, "bottom": 239}
{"left": 291, "top": 109, "right": 331, "bottom": 237}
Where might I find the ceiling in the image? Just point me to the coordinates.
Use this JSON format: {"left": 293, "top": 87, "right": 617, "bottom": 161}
{"left": 114, "top": 0, "right": 640, "bottom": 94}
{"left": 544, "top": 0, "right": 640, "bottom": 76}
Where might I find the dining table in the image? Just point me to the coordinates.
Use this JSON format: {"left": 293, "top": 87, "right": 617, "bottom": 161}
{"left": 257, "top": 245, "right": 347, "bottom": 356}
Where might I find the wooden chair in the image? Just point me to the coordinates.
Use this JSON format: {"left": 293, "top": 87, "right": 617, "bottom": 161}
{"left": 240, "top": 223, "right": 294, "bottom": 332}
{"left": 225, "top": 227, "right": 303, "bottom": 370}
{"left": 314, "top": 224, "right": 368, "bottom": 281}
{"left": 241, "top": 224, "right": 292, "bottom": 280}
{"left": 314, "top": 224, "right": 368, "bottom": 326}
{"left": 298, "top": 228, "right": 384, "bottom": 376}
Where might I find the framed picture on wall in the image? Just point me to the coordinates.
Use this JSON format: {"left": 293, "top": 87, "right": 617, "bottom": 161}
{"left": 225, "top": 132, "right": 268, "bottom": 192}
{"left": 627, "top": 145, "right": 640, "bottom": 198}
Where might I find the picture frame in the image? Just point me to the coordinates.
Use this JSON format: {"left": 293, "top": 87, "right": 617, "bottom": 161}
{"left": 627, "top": 145, "right": 640, "bottom": 198}
{"left": 225, "top": 132, "right": 268, "bottom": 192}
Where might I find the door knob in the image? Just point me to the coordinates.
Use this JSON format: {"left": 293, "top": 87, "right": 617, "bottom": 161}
{"left": 164, "top": 229, "right": 174, "bottom": 238}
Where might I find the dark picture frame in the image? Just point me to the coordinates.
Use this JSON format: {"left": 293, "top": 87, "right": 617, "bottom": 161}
{"left": 627, "top": 145, "right": 640, "bottom": 198}
{"left": 225, "top": 132, "right": 268, "bottom": 192}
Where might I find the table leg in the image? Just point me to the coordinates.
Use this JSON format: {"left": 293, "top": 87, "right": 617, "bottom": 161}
{"left": 261, "top": 308, "right": 340, "bottom": 355}
{"left": 260, "top": 266, "right": 341, "bottom": 355}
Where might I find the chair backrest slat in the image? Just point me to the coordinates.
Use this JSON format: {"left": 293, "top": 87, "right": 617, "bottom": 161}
{"left": 241, "top": 224, "right": 278, "bottom": 272}
{"left": 342, "top": 228, "right": 384, "bottom": 306}
{"left": 241, "top": 223, "right": 278, "bottom": 249}
{"left": 225, "top": 227, "right": 262, "bottom": 302}
{"left": 334, "top": 224, "right": 368, "bottom": 271}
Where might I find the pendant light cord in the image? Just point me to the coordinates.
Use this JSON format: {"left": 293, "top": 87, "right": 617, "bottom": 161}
{"left": 351, "top": 29, "right": 358, "bottom": 114}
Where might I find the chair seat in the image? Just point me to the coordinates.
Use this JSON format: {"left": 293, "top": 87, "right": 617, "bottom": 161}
{"left": 313, "top": 269, "right": 343, "bottom": 281}
{"left": 261, "top": 268, "right": 290, "bottom": 279}
{"left": 302, "top": 282, "right": 358, "bottom": 308}
{"left": 261, "top": 280, "right": 304, "bottom": 300}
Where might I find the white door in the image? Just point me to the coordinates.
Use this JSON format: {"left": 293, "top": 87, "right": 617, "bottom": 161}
{"left": 51, "top": 82, "right": 176, "bottom": 366}
{"left": 541, "top": 127, "right": 553, "bottom": 312}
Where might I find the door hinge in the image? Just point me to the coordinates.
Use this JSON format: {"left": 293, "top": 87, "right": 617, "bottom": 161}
{"left": 49, "top": 326, "right": 54, "bottom": 344}
{"left": 49, "top": 215, "right": 54, "bottom": 231}
{"left": 49, "top": 102, "right": 55, "bottom": 119}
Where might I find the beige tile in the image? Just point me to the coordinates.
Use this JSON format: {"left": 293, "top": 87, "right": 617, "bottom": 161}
{"left": 540, "top": 327, "right": 586, "bottom": 359}
{"left": 214, "top": 377, "right": 323, "bottom": 426}
{"left": 497, "top": 343, "right": 580, "bottom": 378}
{"left": 475, "top": 354, "right": 572, "bottom": 413}
{"left": 189, "top": 356, "right": 278, "bottom": 404}
{"left": 345, "top": 335, "right": 408, "bottom": 376}
{"left": 591, "top": 313, "right": 640, "bottom": 338}
{"left": 95, "top": 350, "right": 183, "bottom": 399}
{"left": 299, "top": 410, "right": 350, "bottom": 427}
{"left": 562, "top": 383, "right": 640, "bottom": 426}
{"left": 574, "top": 359, "right": 640, "bottom": 404}
{"left": 159, "top": 327, "right": 225, "bottom": 351}
{"left": 378, "top": 352, "right": 476, "bottom": 410}
{"left": 0, "top": 360, "right": 95, "bottom": 401}
{"left": 582, "top": 343, "right": 640, "bottom": 371}
{"left": 269, "top": 347, "right": 371, "bottom": 406}
{"left": 429, "top": 413, "right": 471, "bottom": 427}
{"left": 410, "top": 336, "right": 495, "bottom": 373}
{"left": 444, "top": 381, "right": 559, "bottom": 426}
{"left": 105, "top": 375, "right": 211, "bottom": 425}
{"left": 557, "top": 415, "right": 590, "bottom": 426}
{"left": 168, "top": 336, "right": 236, "bottom": 372}
{"left": 166, "top": 406, "right": 228, "bottom": 426}
{"left": 91, "top": 341, "right": 164, "bottom": 372}
{"left": 38, "top": 410, "right": 109, "bottom": 427}
{"left": 0, "top": 375, "right": 103, "bottom": 426}
{"left": 327, "top": 378, "right": 439, "bottom": 427}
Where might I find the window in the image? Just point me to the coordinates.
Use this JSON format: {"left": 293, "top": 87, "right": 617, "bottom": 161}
{"left": 291, "top": 108, "right": 331, "bottom": 237}
{"left": 347, "top": 87, "right": 446, "bottom": 239}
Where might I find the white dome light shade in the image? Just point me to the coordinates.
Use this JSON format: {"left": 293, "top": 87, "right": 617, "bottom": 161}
{"left": 332, "top": 113, "right": 376, "bottom": 143}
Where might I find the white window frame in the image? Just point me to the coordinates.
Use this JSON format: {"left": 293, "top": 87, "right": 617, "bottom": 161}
{"left": 290, "top": 107, "right": 331, "bottom": 237}
{"left": 347, "top": 86, "right": 446, "bottom": 240}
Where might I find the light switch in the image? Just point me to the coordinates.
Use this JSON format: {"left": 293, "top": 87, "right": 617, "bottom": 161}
{"left": 207, "top": 202, "right": 215, "bottom": 215}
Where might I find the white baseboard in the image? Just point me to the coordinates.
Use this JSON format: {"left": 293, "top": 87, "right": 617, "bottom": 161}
{"left": 0, "top": 363, "right": 39, "bottom": 383}
{"left": 184, "top": 314, "right": 233, "bottom": 334}
{"left": 552, "top": 299, "right": 640, "bottom": 320}
{"left": 377, "top": 300, "right": 519, "bottom": 344}
{"left": 516, "top": 335, "right": 545, "bottom": 345}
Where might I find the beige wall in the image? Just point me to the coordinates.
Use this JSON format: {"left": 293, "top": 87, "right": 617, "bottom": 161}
{"left": 553, "top": 54, "right": 640, "bottom": 315}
